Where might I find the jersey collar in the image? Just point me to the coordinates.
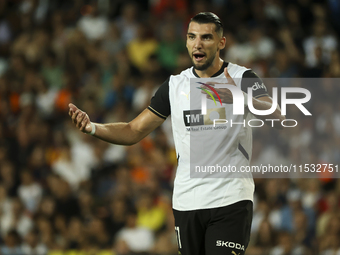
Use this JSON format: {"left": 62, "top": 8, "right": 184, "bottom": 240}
{"left": 192, "top": 61, "right": 229, "bottom": 78}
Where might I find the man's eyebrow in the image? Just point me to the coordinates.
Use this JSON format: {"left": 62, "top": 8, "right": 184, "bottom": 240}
{"left": 187, "top": 32, "right": 214, "bottom": 37}
{"left": 201, "top": 33, "right": 213, "bottom": 37}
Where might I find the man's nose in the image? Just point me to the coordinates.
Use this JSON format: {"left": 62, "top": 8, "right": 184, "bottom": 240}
{"left": 193, "top": 37, "right": 202, "bottom": 49}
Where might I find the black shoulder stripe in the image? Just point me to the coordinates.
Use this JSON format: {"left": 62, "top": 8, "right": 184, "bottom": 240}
{"left": 148, "top": 77, "right": 171, "bottom": 118}
{"left": 147, "top": 106, "right": 167, "bottom": 119}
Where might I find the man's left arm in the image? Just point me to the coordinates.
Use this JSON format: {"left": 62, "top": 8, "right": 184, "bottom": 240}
{"left": 250, "top": 95, "right": 285, "bottom": 129}
{"left": 241, "top": 70, "right": 285, "bottom": 129}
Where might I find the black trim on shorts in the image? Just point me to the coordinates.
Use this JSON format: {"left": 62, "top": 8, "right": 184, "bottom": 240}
{"left": 238, "top": 143, "right": 249, "bottom": 160}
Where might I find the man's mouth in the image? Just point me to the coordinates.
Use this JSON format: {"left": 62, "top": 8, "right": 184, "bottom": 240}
{"left": 193, "top": 52, "right": 206, "bottom": 62}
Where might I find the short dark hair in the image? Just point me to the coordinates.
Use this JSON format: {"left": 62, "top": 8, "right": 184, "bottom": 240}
{"left": 190, "top": 12, "right": 223, "bottom": 37}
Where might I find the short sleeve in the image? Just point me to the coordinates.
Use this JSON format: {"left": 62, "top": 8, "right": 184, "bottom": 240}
{"left": 147, "top": 77, "right": 171, "bottom": 119}
{"left": 241, "top": 70, "right": 269, "bottom": 98}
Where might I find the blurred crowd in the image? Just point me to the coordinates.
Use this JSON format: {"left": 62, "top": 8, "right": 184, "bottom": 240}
{"left": 0, "top": 0, "right": 340, "bottom": 254}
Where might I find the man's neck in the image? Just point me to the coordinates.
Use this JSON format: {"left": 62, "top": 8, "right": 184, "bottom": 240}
{"left": 194, "top": 58, "right": 224, "bottom": 78}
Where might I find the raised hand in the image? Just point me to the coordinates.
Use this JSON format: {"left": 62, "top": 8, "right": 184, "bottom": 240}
{"left": 199, "top": 67, "right": 237, "bottom": 104}
{"left": 68, "top": 103, "right": 92, "bottom": 133}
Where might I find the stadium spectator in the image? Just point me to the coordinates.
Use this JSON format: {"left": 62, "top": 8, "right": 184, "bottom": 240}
{"left": 115, "top": 210, "right": 155, "bottom": 253}
{"left": 77, "top": 2, "right": 109, "bottom": 41}
{"left": 115, "top": 2, "right": 139, "bottom": 45}
{"left": 0, "top": 230, "right": 22, "bottom": 255}
{"left": 0, "top": 198, "right": 33, "bottom": 238}
{"left": 21, "top": 229, "right": 48, "bottom": 255}
{"left": 126, "top": 23, "right": 159, "bottom": 72}
{"left": 303, "top": 19, "right": 338, "bottom": 68}
{"left": 18, "top": 170, "right": 42, "bottom": 213}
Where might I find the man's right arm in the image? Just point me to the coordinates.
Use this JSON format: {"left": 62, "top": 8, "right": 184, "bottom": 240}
{"left": 69, "top": 77, "right": 171, "bottom": 145}
{"left": 69, "top": 103, "right": 165, "bottom": 146}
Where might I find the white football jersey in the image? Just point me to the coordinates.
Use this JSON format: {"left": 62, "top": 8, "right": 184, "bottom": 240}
{"left": 148, "top": 62, "right": 268, "bottom": 211}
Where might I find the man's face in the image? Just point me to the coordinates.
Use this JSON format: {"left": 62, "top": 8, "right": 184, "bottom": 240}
{"left": 186, "top": 22, "right": 225, "bottom": 71}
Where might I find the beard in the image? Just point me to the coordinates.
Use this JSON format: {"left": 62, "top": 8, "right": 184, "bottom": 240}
{"left": 192, "top": 53, "right": 216, "bottom": 71}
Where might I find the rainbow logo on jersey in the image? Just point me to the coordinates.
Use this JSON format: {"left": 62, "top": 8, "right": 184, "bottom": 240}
{"left": 196, "top": 82, "right": 223, "bottom": 107}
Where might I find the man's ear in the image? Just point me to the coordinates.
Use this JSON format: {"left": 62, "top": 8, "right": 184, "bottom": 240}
{"left": 219, "top": 36, "right": 226, "bottom": 50}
